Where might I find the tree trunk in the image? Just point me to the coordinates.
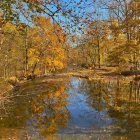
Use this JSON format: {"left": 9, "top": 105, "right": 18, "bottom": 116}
{"left": 32, "top": 61, "right": 38, "bottom": 76}
{"left": 25, "top": 27, "right": 29, "bottom": 76}
{"left": 97, "top": 37, "right": 101, "bottom": 68}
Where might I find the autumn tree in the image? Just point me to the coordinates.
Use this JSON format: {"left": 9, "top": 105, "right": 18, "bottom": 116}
{"left": 70, "top": 20, "right": 110, "bottom": 69}
{"left": 101, "top": 0, "right": 140, "bottom": 70}
{"left": 0, "top": 22, "right": 24, "bottom": 77}
{"left": 28, "top": 16, "right": 66, "bottom": 75}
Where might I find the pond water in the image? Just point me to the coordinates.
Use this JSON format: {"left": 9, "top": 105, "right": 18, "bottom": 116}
{"left": 0, "top": 77, "right": 140, "bottom": 140}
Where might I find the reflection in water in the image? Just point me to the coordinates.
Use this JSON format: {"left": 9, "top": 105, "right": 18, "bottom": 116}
{"left": 31, "top": 82, "right": 69, "bottom": 139}
{"left": 0, "top": 80, "right": 70, "bottom": 140}
{"left": 0, "top": 78, "right": 140, "bottom": 140}
{"left": 79, "top": 79, "right": 140, "bottom": 140}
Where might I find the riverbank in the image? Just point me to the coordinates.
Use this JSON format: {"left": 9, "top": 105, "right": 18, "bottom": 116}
{"left": 37, "top": 67, "right": 140, "bottom": 82}
{"left": 0, "top": 79, "right": 14, "bottom": 110}
{"left": 1, "top": 67, "right": 140, "bottom": 95}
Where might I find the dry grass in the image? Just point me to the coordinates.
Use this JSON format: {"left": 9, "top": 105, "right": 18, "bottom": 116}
{"left": 0, "top": 80, "right": 14, "bottom": 116}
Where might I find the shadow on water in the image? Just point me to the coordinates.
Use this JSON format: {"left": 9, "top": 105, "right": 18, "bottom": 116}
{"left": 0, "top": 77, "right": 140, "bottom": 140}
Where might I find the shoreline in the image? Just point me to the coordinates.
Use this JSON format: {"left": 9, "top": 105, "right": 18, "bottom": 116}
{"left": 37, "top": 68, "right": 138, "bottom": 81}
{"left": 1, "top": 68, "right": 140, "bottom": 93}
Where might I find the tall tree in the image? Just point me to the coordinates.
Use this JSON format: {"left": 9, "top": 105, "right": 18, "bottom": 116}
{"left": 28, "top": 16, "right": 66, "bottom": 75}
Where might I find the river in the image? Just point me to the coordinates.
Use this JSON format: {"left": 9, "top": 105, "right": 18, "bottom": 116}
{"left": 0, "top": 77, "right": 140, "bottom": 140}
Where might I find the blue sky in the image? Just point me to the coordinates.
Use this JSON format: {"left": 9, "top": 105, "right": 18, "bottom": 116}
{"left": 19, "top": 0, "right": 109, "bottom": 34}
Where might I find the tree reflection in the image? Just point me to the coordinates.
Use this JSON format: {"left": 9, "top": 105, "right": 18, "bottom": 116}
{"left": 0, "top": 79, "right": 70, "bottom": 140}
{"left": 109, "top": 80, "right": 140, "bottom": 140}
{"left": 0, "top": 78, "right": 140, "bottom": 140}
{"left": 83, "top": 79, "right": 140, "bottom": 140}
{"left": 31, "top": 82, "right": 70, "bottom": 139}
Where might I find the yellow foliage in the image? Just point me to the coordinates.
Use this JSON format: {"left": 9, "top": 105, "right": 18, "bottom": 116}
{"left": 2, "top": 22, "right": 17, "bottom": 33}
{"left": 28, "top": 16, "right": 66, "bottom": 73}
{"left": 112, "top": 19, "right": 119, "bottom": 27}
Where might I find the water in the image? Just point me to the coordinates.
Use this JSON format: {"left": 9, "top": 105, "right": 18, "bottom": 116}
{"left": 0, "top": 77, "right": 140, "bottom": 140}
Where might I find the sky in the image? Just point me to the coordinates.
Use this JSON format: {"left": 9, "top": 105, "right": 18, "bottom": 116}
{"left": 18, "top": 0, "right": 109, "bottom": 35}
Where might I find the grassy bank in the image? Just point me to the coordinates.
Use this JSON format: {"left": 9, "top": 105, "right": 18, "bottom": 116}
{"left": 41, "top": 67, "right": 139, "bottom": 81}
{"left": 0, "top": 67, "right": 139, "bottom": 99}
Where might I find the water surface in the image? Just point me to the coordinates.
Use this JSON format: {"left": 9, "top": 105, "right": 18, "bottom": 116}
{"left": 0, "top": 77, "right": 140, "bottom": 140}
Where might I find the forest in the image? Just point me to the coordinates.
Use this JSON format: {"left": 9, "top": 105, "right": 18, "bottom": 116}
{"left": 0, "top": 0, "right": 140, "bottom": 140}
{"left": 1, "top": 0, "right": 140, "bottom": 78}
